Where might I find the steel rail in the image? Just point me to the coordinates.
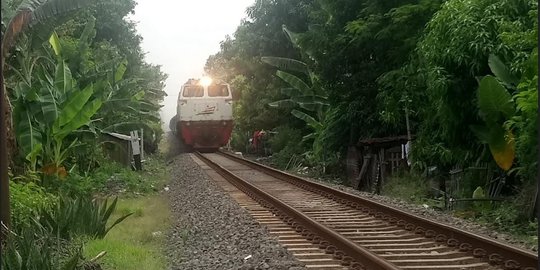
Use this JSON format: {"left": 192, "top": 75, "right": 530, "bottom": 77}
{"left": 195, "top": 151, "right": 400, "bottom": 270}
{"left": 218, "top": 150, "right": 538, "bottom": 270}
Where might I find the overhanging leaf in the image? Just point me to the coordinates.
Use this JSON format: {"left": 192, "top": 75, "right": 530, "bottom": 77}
{"left": 14, "top": 104, "right": 42, "bottom": 157}
{"left": 54, "top": 61, "right": 73, "bottom": 96}
{"left": 282, "top": 25, "right": 302, "bottom": 49}
{"left": 292, "top": 95, "right": 329, "bottom": 106}
{"left": 487, "top": 126, "right": 515, "bottom": 171}
{"left": 268, "top": 99, "right": 296, "bottom": 109}
{"left": 40, "top": 86, "right": 60, "bottom": 125}
{"left": 48, "top": 31, "right": 62, "bottom": 56}
{"left": 298, "top": 102, "right": 327, "bottom": 112}
{"left": 56, "top": 83, "right": 94, "bottom": 127}
{"left": 115, "top": 59, "right": 128, "bottom": 82}
{"left": 55, "top": 98, "right": 102, "bottom": 141}
{"left": 302, "top": 132, "right": 316, "bottom": 142}
{"left": 131, "top": 90, "right": 145, "bottom": 101}
{"left": 25, "top": 142, "right": 43, "bottom": 164}
{"left": 276, "top": 70, "right": 311, "bottom": 94}
{"left": 281, "top": 87, "right": 302, "bottom": 97}
{"left": 477, "top": 75, "right": 514, "bottom": 120}
{"left": 291, "top": 109, "right": 322, "bottom": 130}
{"left": 261, "top": 57, "right": 309, "bottom": 75}
{"left": 488, "top": 54, "right": 519, "bottom": 86}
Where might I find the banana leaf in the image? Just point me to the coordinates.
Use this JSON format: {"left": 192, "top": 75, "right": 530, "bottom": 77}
{"left": 55, "top": 99, "right": 102, "bottom": 141}
{"left": 261, "top": 56, "right": 309, "bottom": 75}
{"left": 282, "top": 25, "right": 302, "bottom": 49}
{"left": 292, "top": 95, "right": 329, "bottom": 105}
{"left": 291, "top": 109, "right": 323, "bottom": 130}
{"left": 487, "top": 125, "right": 515, "bottom": 171}
{"left": 488, "top": 54, "right": 519, "bottom": 86}
{"left": 40, "top": 85, "right": 59, "bottom": 125}
{"left": 48, "top": 31, "right": 62, "bottom": 57}
{"left": 115, "top": 59, "right": 128, "bottom": 83}
{"left": 477, "top": 75, "right": 515, "bottom": 121}
{"left": 56, "top": 83, "right": 93, "bottom": 128}
{"left": 13, "top": 103, "right": 42, "bottom": 157}
{"left": 268, "top": 99, "right": 296, "bottom": 109}
{"left": 470, "top": 124, "right": 515, "bottom": 171}
{"left": 276, "top": 70, "right": 311, "bottom": 94}
{"left": 281, "top": 87, "right": 302, "bottom": 97}
{"left": 53, "top": 61, "right": 72, "bottom": 97}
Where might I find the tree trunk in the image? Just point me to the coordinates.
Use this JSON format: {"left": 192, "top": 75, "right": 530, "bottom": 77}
{"left": 0, "top": 72, "right": 11, "bottom": 234}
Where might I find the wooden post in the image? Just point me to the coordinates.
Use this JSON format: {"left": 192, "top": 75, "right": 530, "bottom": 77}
{"left": 130, "top": 130, "right": 142, "bottom": 171}
{"left": 0, "top": 60, "right": 10, "bottom": 234}
{"left": 404, "top": 106, "right": 412, "bottom": 166}
{"left": 370, "top": 151, "right": 378, "bottom": 193}
{"left": 140, "top": 128, "right": 144, "bottom": 161}
{"left": 377, "top": 148, "right": 385, "bottom": 195}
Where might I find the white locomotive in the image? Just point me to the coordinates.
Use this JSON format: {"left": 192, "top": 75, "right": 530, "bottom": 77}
{"left": 174, "top": 77, "right": 233, "bottom": 151}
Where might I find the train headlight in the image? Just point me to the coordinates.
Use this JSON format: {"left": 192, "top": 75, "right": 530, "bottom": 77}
{"left": 200, "top": 76, "right": 212, "bottom": 86}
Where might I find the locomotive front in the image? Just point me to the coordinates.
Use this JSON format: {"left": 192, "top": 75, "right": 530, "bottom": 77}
{"left": 175, "top": 78, "right": 233, "bottom": 151}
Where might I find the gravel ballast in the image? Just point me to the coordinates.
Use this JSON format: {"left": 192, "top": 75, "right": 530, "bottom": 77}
{"left": 164, "top": 142, "right": 305, "bottom": 269}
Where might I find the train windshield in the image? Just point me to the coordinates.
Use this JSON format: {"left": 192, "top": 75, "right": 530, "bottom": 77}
{"left": 208, "top": 84, "right": 229, "bottom": 97}
{"left": 183, "top": 85, "right": 204, "bottom": 97}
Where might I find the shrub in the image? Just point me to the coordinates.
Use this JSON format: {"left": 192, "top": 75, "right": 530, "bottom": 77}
{"left": 2, "top": 221, "right": 82, "bottom": 270}
{"left": 382, "top": 172, "right": 431, "bottom": 204}
{"left": 268, "top": 126, "right": 303, "bottom": 154}
{"left": 39, "top": 196, "right": 133, "bottom": 240}
{"left": 56, "top": 159, "right": 161, "bottom": 196}
{"left": 230, "top": 130, "right": 250, "bottom": 152}
{"left": 269, "top": 127, "right": 305, "bottom": 169}
{"left": 10, "top": 181, "right": 58, "bottom": 226}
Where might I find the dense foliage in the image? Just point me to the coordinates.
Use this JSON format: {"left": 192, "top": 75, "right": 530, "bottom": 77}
{"left": 1, "top": 0, "right": 167, "bottom": 267}
{"left": 206, "top": 0, "right": 537, "bottom": 218}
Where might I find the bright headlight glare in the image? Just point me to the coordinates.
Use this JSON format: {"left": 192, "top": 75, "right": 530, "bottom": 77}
{"left": 200, "top": 76, "right": 212, "bottom": 86}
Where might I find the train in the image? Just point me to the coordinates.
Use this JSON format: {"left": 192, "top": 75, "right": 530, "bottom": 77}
{"left": 171, "top": 78, "right": 233, "bottom": 152}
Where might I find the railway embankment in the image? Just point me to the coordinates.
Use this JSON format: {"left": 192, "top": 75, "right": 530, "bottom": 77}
{"left": 165, "top": 154, "right": 305, "bottom": 269}
{"left": 164, "top": 135, "right": 305, "bottom": 269}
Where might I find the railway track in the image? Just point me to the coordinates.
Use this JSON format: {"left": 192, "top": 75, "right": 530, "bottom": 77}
{"left": 193, "top": 151, "right": 538, "bottom": 270}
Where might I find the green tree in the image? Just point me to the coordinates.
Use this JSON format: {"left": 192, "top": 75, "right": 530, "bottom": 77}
{"left": 205, "top": 0, "right": 313, "bottom": 149}
{"left": 407, "top": 0, "right": 537, "bottom": 170}
{"left": 294, "top": 0, "right": 444, "bottom": 153}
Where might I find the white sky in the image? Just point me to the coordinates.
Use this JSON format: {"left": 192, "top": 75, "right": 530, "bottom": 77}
{"left": 130, "top": 0, "right": 254, "bottom": 130}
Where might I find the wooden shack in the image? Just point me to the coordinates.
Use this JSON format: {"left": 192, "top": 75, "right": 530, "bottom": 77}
{"left": 101, "top": 131, "right": 144, "bottom": 169}
{"left": 347, "top": 135, "right": 413, "bottom": 193}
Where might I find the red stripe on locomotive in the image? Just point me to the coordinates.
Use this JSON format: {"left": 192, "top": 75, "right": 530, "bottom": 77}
{"left": 180, "top": 121, "right": 233, "bottom": 149}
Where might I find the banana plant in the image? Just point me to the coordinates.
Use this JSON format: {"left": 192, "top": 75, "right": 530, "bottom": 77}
{"left": 471, "top": 55, "right": 519, "bottom": 171}
{"left": 262, "top": 26, "right": 335, "bottom": 172}
{"left": 262, "top": 25, "right": 329, "bottom": 122}
{"left": 12, "top": 32, "right": 102, "bottom": 178}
